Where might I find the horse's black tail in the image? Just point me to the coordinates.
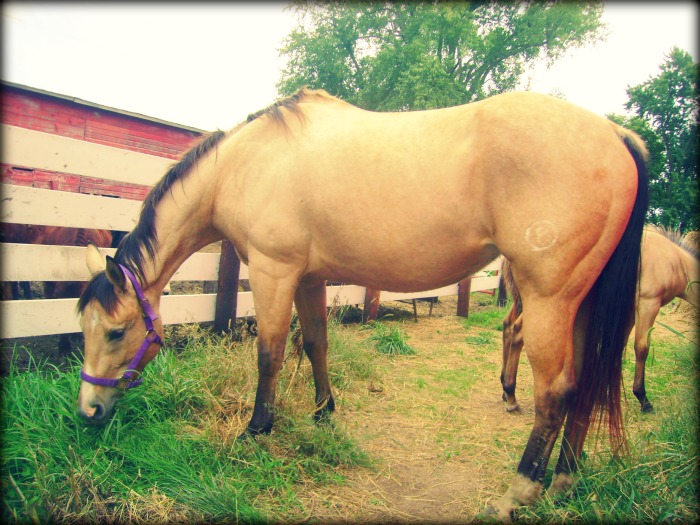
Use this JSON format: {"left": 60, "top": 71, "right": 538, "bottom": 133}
{"left": 573, "top": 127, "right": 649, "bottom": 455}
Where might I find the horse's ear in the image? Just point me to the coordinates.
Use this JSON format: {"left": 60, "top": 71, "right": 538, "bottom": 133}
{"left": 105, "top": 256, "right": 127, "bottom": 291}
{"left": 85, "top": 243, "right": 106, "bottom": 275}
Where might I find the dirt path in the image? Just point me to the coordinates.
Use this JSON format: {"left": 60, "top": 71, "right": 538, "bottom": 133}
{"left": 294, "top": 297, "right": 697, "bottom": 524}
{"left": 295, "top": 297, "right": 534, "bottom": 523}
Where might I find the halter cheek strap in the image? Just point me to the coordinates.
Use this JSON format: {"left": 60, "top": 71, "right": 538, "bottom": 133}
{"left": 80, "top": 264, "right": 164, "bottom": 390}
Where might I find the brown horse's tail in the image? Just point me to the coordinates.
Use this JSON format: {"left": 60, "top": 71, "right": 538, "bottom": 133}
{"left": 572, "top": 125, "right": 649, "bottom": 456}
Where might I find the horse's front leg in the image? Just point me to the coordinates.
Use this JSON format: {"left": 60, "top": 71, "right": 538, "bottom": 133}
{"left": 294, "top": 280, "right": 335, "bottom": 422}
{"left": 244, "top": 263, "right": 300, "bottom": 437}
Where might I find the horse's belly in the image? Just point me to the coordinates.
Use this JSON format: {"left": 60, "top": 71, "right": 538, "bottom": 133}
{"left": 310, "top": 236, "right": 498, "bottom": 293}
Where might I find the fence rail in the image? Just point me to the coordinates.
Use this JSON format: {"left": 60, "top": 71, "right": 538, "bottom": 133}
{"left": 1, "top": 124, "right": 502, "bottom": 340}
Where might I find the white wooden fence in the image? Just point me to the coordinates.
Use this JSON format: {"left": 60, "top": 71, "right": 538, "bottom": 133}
{"left": 0, "top": 123, "right": 501, "bottom": 339}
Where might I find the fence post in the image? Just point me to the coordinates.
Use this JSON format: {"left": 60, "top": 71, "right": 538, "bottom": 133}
{"left": 213, "top": 239, "right": 241, "bottom": 333}
{"left": 363, "top": 288, "right": 381, "bottom": 324}
{"left": 457, "top": 276, "right": 472, "bottom": 318}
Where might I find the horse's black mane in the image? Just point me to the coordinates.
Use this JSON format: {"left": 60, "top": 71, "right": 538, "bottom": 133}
{"left": 77, "top": 129, "right": 227, "bottom": 314}
{"left": 246, "top": 87, "right": 312, "bottom": 127}
{"left": 78, "top": 88, "right": 325, "bottom": 314}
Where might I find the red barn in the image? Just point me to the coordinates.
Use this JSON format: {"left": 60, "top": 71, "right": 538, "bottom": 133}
{"left": 2, "top": 80, "right": 205, "bottom": 201}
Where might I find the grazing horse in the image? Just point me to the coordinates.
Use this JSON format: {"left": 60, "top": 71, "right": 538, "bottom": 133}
{"left": 76, "top": 88, "right": 648, "bottom": 520}
{"left": 500, "top": 225, "right": 699, "bottom": 413}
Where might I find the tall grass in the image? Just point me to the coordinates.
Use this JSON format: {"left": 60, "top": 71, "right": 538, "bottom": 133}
{"left": 517, "top": 338, "right": 699, "bottom": 524}
{"left": 1, "top": 322, "right": 375, "bottom": 523}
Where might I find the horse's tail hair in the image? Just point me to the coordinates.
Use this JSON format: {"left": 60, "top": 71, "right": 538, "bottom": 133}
{"left": 573, "top": 126, "right": 649, "bottom": 455}
{"left": 501, "top": 258, "right": 522, "bottom": 315}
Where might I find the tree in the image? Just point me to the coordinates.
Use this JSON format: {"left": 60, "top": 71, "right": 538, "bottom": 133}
{"left": 278, "top": 1, "right": 604, "bottom": 111}
{"left": 610, "top": 48, "right": 698, "bottom": 231}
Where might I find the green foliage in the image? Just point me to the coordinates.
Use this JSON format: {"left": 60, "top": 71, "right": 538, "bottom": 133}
{"left": 1, "top": 327, "right": 374, "bottom": 524}
{"left": 279, "top": 1, "right": 603, "bottom": 111}
{"left": 609, "top": 47, "right": 699, "bottom": 231}
{"left": 365, "top": 321, "right": 416, "bottom": 355}
{"left": 519, "top": 340, "right": 699, "bottom": 524}
{"left": 462, "top": 304, "right": 508, "bottom": 331}
{"left": 465, "top": 332, "right": 495, "bottom": 346}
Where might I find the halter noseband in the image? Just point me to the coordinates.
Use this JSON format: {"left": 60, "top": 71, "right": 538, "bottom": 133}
{"left": 80, "top": 264, "right": 164, "bottom": 390}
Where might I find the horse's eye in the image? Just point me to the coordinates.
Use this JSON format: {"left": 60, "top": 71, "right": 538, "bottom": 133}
{"left": 107, "top": 329, "right": 125, "bottom": 342}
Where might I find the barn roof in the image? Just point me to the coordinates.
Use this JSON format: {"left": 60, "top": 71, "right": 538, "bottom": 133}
{"left": 2, "top": 80, "right": 207, "bottom": 134}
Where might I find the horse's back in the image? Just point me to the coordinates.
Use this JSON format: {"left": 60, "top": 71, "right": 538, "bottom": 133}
{"left": 40, "top": 226, "right": 112, "bottom": 247}
{"left": 641, "top": 228, "right": 698, "bottom": 305}
{"left": 221, "top": 91, "right": 641, "bottom": 293}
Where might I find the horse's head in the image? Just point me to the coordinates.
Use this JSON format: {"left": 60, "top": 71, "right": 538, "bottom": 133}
{"left": 76, "top": 244, "right": 164, "bottom": 425}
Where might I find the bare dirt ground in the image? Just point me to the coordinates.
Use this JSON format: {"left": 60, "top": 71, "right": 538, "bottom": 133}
{"left": 296, "top": 295, "right": 536, "bottom": 523}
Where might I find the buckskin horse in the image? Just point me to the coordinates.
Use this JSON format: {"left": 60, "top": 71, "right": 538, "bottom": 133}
{"left": 76, "top": 88, "right": 648, "bottom": 520}
{"left": 501, "top": 225, "right": 698, "bottom": 415}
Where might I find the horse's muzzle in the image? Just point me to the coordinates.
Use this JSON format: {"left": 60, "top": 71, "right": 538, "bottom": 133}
{"left": 77, "top": 389, "right": 118, "bottom": 425}
{"left": 78, "top": 401, "right": 112, "bottom": 425}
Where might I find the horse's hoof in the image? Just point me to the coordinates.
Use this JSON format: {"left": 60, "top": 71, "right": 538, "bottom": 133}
{"left": 237, "top": 424, "right": 272, "bottom": 441}
{"left": 505, "top": 404, "right": 521, "bottom": 414}
{"left": 313, "top": 397, "right": 336, "bottom": 425}
{"left": 641, "top": 401, "right": 654, "bottom": 413}
{"left": 549, "top": 472, "right": 575, "bottom": 500}
{"left": 313, "top": 411, "right": 334, "bottom": 426}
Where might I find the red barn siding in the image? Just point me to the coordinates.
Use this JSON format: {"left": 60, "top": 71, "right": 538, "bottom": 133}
{"left": 1, "top": 82, "right": 204, "bottom": 201}
{"left": 3, "top": 91, "right": 87, "bottom": 140}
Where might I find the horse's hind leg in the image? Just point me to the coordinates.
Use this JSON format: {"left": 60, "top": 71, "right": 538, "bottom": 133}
{"left": 485, "top": 299, "right": 578, "bottom": 520}
{"left": 501, "top": 308, "right": 524, "bottom": 412}
{"left": 549, "top": 298, "right": 590, "bottom": 497}
{"left": 294, "top": 280, "right": 335, "bottom": 422}
{"left": 632, "top": 298, "right": 660, "bottom": 412}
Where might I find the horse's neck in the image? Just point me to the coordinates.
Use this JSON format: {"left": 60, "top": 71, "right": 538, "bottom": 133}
{"left": 143, "top": 175, "right": 222, "bottom": 297}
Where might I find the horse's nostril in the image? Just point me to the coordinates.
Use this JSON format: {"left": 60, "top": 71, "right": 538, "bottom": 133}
{"left": 91, "top": 402, "right": 106, "bottom": 420}
{"left": 79, "top": 402, "right": 106, "bottom": 423}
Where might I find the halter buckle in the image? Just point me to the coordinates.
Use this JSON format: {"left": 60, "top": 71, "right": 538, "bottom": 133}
{"left": 117, "top": 369, "right": 142, "bottom": 390}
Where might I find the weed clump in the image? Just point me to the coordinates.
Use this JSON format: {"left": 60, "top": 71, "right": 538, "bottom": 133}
{"left": 365, "top": 322, "right": 416, "bottom": 356}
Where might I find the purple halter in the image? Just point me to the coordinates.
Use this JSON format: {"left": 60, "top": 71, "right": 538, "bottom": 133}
{"left": 80, "top": 264, "right": 164, "bottom": 390}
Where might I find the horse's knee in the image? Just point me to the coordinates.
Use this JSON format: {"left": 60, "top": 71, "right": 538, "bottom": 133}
{"left": 535, "top": 381, "right": 577, "bottom": 427}
{"left": 257, "top": 344, "right": 284, "bottom": 376}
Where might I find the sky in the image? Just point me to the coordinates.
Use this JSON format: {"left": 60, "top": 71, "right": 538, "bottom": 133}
{"left": 2, "top": 2, "right": 698, "bottom": 131}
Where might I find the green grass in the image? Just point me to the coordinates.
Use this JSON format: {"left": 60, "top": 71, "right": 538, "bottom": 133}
{"left": 364, "top": 321, "right": 416, "bottom": 356}
{"left": 2, "top": 302, "right": 697, "bottom": 523}
{"left": 462, "top": 300, "right": 509, "bottom": 331}
{"left": 518, "top": 337, "right": 699, "bottom": 524}
{"left": 1, "top": 324, "right": 374, "bottom": 524}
